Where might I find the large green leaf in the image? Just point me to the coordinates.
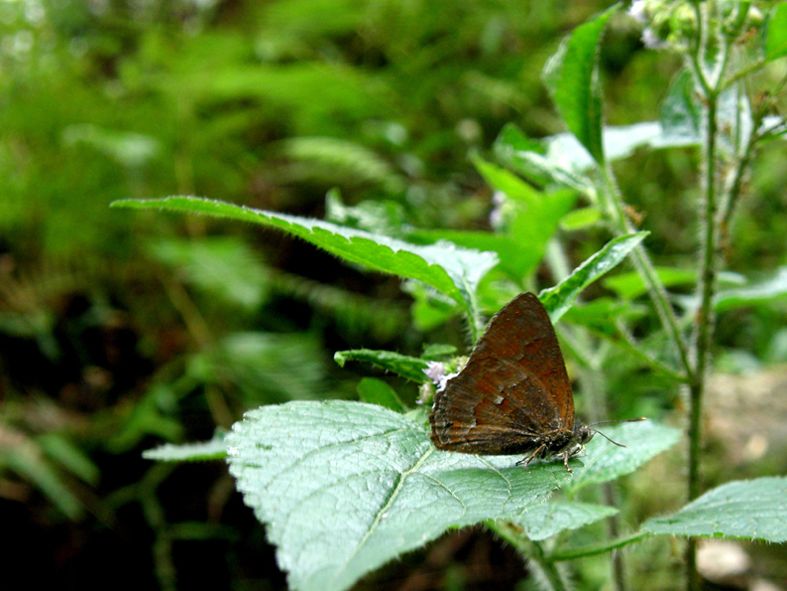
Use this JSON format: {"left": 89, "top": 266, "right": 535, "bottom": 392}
{"left": 112, "top": 197, "right": 497, "bottom": 318}
{"left": 518, "top": 501, "right": 618, "bottom": 541}
{"left": 539, "top": 232, "right": 649, "bottom": 322}
{"left": 542, "top": 6, "right": 617, "bottom": 164}
{"left": 566, "top": 420, "right": 681, "bottom": 493}
{"left": 643, "top": 477, "right": 787, "bottom": 542}
{"left": 226, "top": 401, "right": 572, "bottom": 591}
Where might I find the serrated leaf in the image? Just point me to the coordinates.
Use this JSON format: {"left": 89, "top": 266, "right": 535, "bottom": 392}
{"left": 543, "top": 6, "right": 617, "bottom": 164}
{"left": 143, "top": 436, "right": 228, "bottom": 462}
{"left": 566, "top": 420, "right": 681, "bottom": 493}
{"left": 226, "top": 401, "right": 572, "bottom": 591}
{"left": 518, "top": 501, "right": 618, "bottom": 541}
{"left": 539, "top": 232, "right": 649, "bottom": 322}
{"left": 643, "top": 477, "right": 787, "bottom": 542}
{"left": 765, "top": 3, "right": 787, "bottom": 61}
{"left": 334, "top": 349, "right": 430, "bottom": 383}
{"left": 112, "top": 197, "right": 497, "bottom": 319}
{"left": 357, "top": 378, "right": 406, "bottom": 412}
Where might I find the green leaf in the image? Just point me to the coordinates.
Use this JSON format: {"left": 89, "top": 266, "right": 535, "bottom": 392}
{"left": 507, "top": 189, "right": 577, "bottom": 271}
{"left": 765, "top": 3, "right": 787, "bottom": 61}
{"left": 421, "top": 343, "right": 457, "bottom": 360}
{"left": 403, "top": 281, "right": 459, "bottom": 332}
{"left": 408, "top": 228, "right": 534, "bottom": 281}
{"left": 567, "top": 420, "right": 681, "bottom": 493}
{"left": 539, "top": 232, "right": 649, "bottom": 322}
{"left": 494, "top": 124, "right": 593, "bottom": 191}
{"left": 112, "top": 197, "right": 497, "bottom": 319}
{"left": 148, "top": 236, "right": 269, "bottom": 310}
{"left": 643, "top": 477, "right": 787, "bottom": 542}
{"left": 518, "top": 501, "right": 618, "bottom": 541}
{"left": 334, "top": 349, "right": 430, "bottom": 383}
{"left": 604, "top": 266, "right": 697, "bottom": 299}
{"left": 714, "top": 267, "right": 787, "bottom": 311}
{"left": 411, "top": 160, "right": 575, "bottom": 281}
{"left": 143, "top": 434, "right": 228, "bottom": 462}
{"left": 226, "top": 401, "right": 571, "bottom": 591}
{"left": 474, "top": 157, "right": 544, "bottom": 204}
{"left": 542, "top": 6, "right": 617, "bottom": 164}
{"left": 560, "top": 206, "right": 602, "bottom": 231}
{"left": 494, "top": 121, "right": 701, "bottom": 191}
{"left": 357, "top": 378, "right": 406, "bottom": 412}
{"left": 660, "top": 70, "right": 701, "bottom": 145}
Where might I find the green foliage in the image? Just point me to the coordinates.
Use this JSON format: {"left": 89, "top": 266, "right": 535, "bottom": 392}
{"left": 540, "top": 232, "right": 649, "bottom": 322}
{"left": 333, "top": 349, "right": 430, "bottom": 383}
{"left": 149, "top": 237, "right": 269, "bottom": 311}
{"left": 564, "top": 421, "right": 681, "bottom": 493}
{"left": 519, "top": 501, "right": 618, "bottom": 541}
{"left": 764, "top": 2, "right": 787, "bottom": 61}
{"left": 225, "top": 402, "right": 678, "bottom": 591}
{"left": 356, "top": 378, "right": 406, "bottom": 412}
{"left": 643, "top": 477, "right": 787, "bottom": 543}
{"left": 5, "top": 0, "right": 787, "bottom": 589}
{"left": 713, "top": 267, "right": 787, "bottom": 312}
{"left": 112, "top": 197, "right": 497, "bottom": 326}
{"left": 543, "top": 6, "right": 616, "bottom": 165}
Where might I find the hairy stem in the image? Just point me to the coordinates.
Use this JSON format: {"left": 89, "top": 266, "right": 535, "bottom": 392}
{"left": 686, "top": 3, "right": 725, "bottom": 588}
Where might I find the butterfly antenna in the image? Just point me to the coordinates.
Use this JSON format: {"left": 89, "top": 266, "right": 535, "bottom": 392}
{"left": 593, "top": 429, "right": 627, "bottom": 448}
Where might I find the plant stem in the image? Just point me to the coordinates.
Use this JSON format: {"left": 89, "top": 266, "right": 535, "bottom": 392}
{"left": 686, "top": 3, "right": 725, "bottom": 587}
{"left": 598, "top": 166, "right": 693, "bottom": 380}
{"left": 487, "top": 521, "right": 568, "bottom": 591}
{"left": 549, "top": 531, "right": 649, "bottom": 562}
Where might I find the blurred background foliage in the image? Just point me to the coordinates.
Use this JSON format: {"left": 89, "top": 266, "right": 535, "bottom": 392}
{"left": 0, "top": 1, "right": 784, "bottom": 590}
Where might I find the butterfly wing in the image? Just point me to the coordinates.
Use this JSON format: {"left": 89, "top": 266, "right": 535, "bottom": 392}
{"left": 430, "top": 292, "right": 574, "bottom": 454}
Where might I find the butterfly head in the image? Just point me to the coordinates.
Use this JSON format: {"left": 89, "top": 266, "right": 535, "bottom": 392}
{"left": 574, "top": 422, "right": 594, "bottom": 446}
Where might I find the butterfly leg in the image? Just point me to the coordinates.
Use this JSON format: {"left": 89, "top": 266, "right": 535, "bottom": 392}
{"left": 561, "top": 450, "right": 573, "bottom": 473}
{"left": 516, "top": 444, "right": 546, "bottom": 468}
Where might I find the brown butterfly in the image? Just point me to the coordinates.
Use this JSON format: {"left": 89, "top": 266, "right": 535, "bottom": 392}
{"left": 429, "top": 292, "right": 593, "bottom": 471}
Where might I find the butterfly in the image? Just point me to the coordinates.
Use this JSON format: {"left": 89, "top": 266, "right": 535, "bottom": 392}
{"left": 429, "top": 292, "right": 593, "bottom": 471}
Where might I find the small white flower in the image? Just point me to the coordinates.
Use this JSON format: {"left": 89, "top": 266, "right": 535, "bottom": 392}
{"left": 423, "top": 361, "right": 458, "bottom": 392}
{"left": 642, "top": 27, "right": 667, "bottom": 49}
